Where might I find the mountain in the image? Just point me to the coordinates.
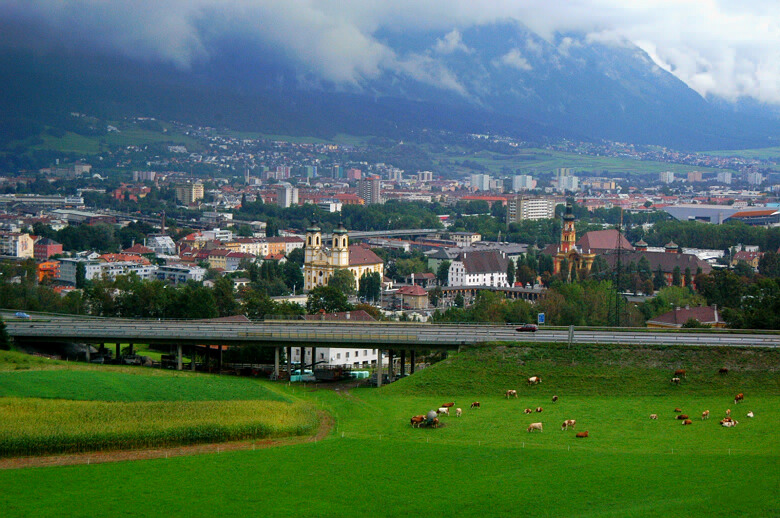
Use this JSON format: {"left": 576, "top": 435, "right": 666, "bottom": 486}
{"left": 1, "top": 20, "right": 777, "bottom": 150}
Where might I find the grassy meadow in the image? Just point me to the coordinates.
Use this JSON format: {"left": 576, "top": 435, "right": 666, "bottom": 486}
{"left": 0, "top": 351, "right": 317, "bottom": 456}
{"left": 0, "top": 343, "right": 778, "bottom": 517}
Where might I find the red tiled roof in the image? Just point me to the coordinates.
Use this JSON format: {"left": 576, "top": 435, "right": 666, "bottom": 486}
{"left": 397, "top": 285, "right": 428, "bottom": 296}
{"left": 733, "top": 251, "right": 763, "bottom": 261}
{"left": 349, "top": 244, "right": 383, "bottom": 266}
{"left": 458, "top": 249, "right": 509, "bottom": 274}
{"left": 577, "top": 229, "right": 634, "bottom": 252}
{"left": 123, "top": 244, "right": 155, "bottom": 254}
{"left": 647, "top": 306, "right": 723, "bottom": 327}
{"left": 730, "top": 209, "right": 778, "bottom": 218}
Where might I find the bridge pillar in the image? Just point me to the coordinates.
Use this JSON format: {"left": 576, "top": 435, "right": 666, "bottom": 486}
{"left": 218, "top": 346, "right": 223, "bottom": 372}
{"left": 400, "top": 350, "right": 406, "bottom": 376}
{"left": 191, "top": 345, "right": 197, "bottom": 371}
{"left": 274, "top": 347, "right": 279, "bottom": 379}
{"left": 410, "top": 350, "right": 416, "bottom": 374}
{"left": 84, "top": 344, "right": 90, "bottom": 363}
{"left": 286, "top": 346, "right": 292, "bottom": 378}
{"left": 128, "top": 343, "right": 134, "bottom": 356}
{"left": 115, "top": 343, "right": 120, "bottom": 363}
{"left": 388, "top": 350, "right": 394, "bottom": 380}
{"left": 312, "top": 347, "right": 317, "bottom": 371}
{"left": 176, "top": 343, "right": 182, "bottom": 371}
{"left": 376, "top": 350, "right": 382, "bottom": 388}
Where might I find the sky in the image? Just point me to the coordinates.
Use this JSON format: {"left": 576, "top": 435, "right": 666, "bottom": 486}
{"left": 2, "top": 0, "right": 779, "bottom": 105}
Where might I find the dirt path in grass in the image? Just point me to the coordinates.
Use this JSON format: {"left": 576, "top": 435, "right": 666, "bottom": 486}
{"left": 0, "top": 410, "right": 334, "bottom": 470}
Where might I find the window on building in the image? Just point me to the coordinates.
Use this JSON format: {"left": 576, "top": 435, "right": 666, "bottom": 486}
{"left": 336, "top": 353, "right": 341, "bottom": 359}
{"left": 346, "top": 352, "right": 350, "bottom": 358}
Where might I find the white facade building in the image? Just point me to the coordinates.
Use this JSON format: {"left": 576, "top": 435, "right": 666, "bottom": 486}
{"left": 470, "top": 173, "right": 492, "bottom": 191}
{"left": 511, "top": 175, "right": 536, "bottom": 191}
{"left": 659, "top": 171, "right": 675, "bottom": 184}
{"left": 58, "top": 258, "right": 157, "bottom": 285}
{"left": 448, "top": 250, "right": 510, "bottom": 287}
{"left": 276, "top": 183, "right": 299, "bottom": 208}
{"left": 291, "top": 346, "right": 379, "bottom": 369}
{"left": 156, "top": 264, "right": 206, "bottom": 284}
{"left": 507, "top": 196, "right": 557, "bottom": 223}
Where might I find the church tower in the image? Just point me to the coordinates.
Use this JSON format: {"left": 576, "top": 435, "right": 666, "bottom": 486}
{"left": 304, "top": 221, "right": 322, "bottom": 264}
{"left": 560, "top": 201, "right": 576, "bottom": 253}
{"left": 332, "top": 221, "right": 349, "bottom": 268}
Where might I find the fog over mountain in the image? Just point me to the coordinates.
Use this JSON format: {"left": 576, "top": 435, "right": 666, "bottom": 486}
{"left": 2, "top": 2, "right": 779, "bottom": 150}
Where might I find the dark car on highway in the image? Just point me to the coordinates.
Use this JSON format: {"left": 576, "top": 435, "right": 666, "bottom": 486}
{"left": 516, "top": 323, "right": 538, "bottom": 332}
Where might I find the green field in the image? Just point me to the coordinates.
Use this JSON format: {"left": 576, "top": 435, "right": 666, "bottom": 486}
{"left": 0, "top": 344, "right": 778, "bottom": 517}
{"left": 706, "top": 146, "right": 780, "bottom": 161}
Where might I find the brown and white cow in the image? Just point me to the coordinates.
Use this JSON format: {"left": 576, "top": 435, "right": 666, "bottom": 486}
{"left": 410, "top": 415, "right": 426, "bottom": 427}
{"left": 720, "top": 419, "right": 737, "bottom": 427}
{"left": 455, "top": 408, "right": 462, "bottom": 417}
{"left": 552, "top": 395, "right": 559, "bottom": 403}
{"left": 682, "top": 419, "right": 692, "bottom": 425}
{"left": 561, "top": 419, "right": 576, "bottom": 430}
{"left": 524, "top": 408, "right": 533, "bottom": 414}
{"left": 734, "top": 393, "right": 744, "bottom": 404}
{"left": 505, "top": 389, "right": 518, "bottom": 398}
{"left": 535, "top": 407, "right": 543, "bottom": 413}
{"left": 670, "top": 377, "right": 681, "bottom": 385}
{"left": 674, "top": 369, "right": 687, "bottom": 378}
{"left": 701, "top": 410, "right": 710, "bottom": 420}
{"left": 431, "top": 417, "right": 440, "bottom": 428}
{"left": 576, "top": 431, "right": 589, "bottom": 438}
{"left": 649, "top": 414, "right": 658, "bottom": 420}
{"left": 470, "top": 401, "right": 481, "bottom": 409}
{"left": 437, "top": 407, "right": 449, "bottom": 416}
{"left": 674, "top": 408, "right": 683, "bottom": 413}
{"left": 528, "top": 376, "right": 542, "bottom": 385}
{"left": 527, "top": 422, "right": 543, "bottom": 433}
{"left": 747, "top": 411, "right": 754, "bottom": 418}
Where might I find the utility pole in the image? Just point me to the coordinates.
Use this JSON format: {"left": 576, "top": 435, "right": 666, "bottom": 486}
{"left": 615, "top": 209, "right": 623, "bottom": 328}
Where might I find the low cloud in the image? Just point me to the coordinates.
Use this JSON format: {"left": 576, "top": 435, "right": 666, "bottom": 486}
{"left": 496, "top": 49, "right": 533, "bottom": 71}
{"left": 1, "top": 0, "right": 779, "bottom": 104}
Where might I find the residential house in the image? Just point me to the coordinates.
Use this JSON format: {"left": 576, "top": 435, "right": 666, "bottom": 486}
{"left": 647, "top": 305, "right": 726, "bottom": 328}
{"left": 448, "top": 249, "right": 510, "bottom": 287}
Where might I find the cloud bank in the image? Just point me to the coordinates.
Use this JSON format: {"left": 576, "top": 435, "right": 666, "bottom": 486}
{"left": 2, "top": 0, "right": 779, "bottom": 104}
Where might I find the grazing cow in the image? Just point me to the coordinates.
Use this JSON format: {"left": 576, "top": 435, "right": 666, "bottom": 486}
{"left": 720, "top": 419, "right": 738, "bottom": 428}
{"left": 674, "top": 408, "right": 683, "bottom": 413}
{"left": 725, "top": 409, "right": 731, "bottom": 417}
{"left": 702, "top": 410, "right": 710, "bottom": 420}
{"left": 576, "top": 431, "right": 589, "bottom": 438}
{"left": 649, "top": 414, "right": 658, "bottom": 420}
{"left": 506, "top": 389, "right": 518, "bottom": 398}
{"left": 437, "top": 407, "right": 449, "bottom": 416}
{"left": 410, "top": 415, "right": 426, "bottom": 428}
{"left": 536, "top": 407, "right": 543, "bottom": 413}
{"left": 722, "top": 416, "right": 734, "bottom": 423}
{"left": 719, "top": 367, "right": 729, "bottom": 375}
{"left": 470, "top": 401, "right": 480, "bottom": 409}
{"left": 670, "top": 377, "right": 681, "bottom": 385}
{"left": 561, "top": 419, "right": 576, "bottom": 431}
{"left": 456, "top": 408, "right": 462, "bottom": 417}
{"left": 747, "top": 411, "right": 754, "bottom": 418}
{"left": 552, "top": 395, "right": 559, "bottom": 403}
{"left": 431, "top": 417, "right": 440, "bottom": 428}
{"left": 676, "top": 414, "right": 689, "bottom": 420}
{"left": 524, "top": 408, "right": 533, "bottom": 414}
{"left": 734, "top": 393, "right": 744, "bottom": 404}
{"left": 528, "top": 376, "right": 542, "bottom": 385}
{"left": 674, "top": 369, "right": 687, "bottom": 378}
{"left": 441, "top": 402, "right": 455, "bottom": 408}
{"left": 683, "top": 419, "right": 692, "bottom": 425}
{"left": 527, "top": 422, "right": 543, "bottom": 433}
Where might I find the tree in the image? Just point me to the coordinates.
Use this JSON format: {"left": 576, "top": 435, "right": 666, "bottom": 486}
{"left": 328, "top": 269, "right": 356, "bottom": 296}
{"left": 287, "top": 247, "right": 305, "bottom": 266}
{"left": 0, "top": 315, "right": 10, "bottom": 350}
{"left": 213, "top": 276, "right": 239, "bottom": 317}
{"left": 75, "top": 262, "right": 86, "bottom": 289}
{"left": 453, "top": 293, "right": 465, "bottom": 308}
{"left": 637, "top": 256, "right": 652, "bottom": 282}
{"left": 672, "top": 266, "right": 682, "bottom": 287}
{"left": 436, "top": 260, "right": 451, "bottom": 286}
{"left": 758, "top": 252, "right": 780, "bottom": 278}
{"left": 733, "top": 261, "right": 755, "bottom": 279}
{"left": 306, "top": 286, "right": 353, "bottom": 314}
{"left": 358, "top": 271, "right": 381, "bottom": 302}
{"left": 653, "top": 266, "right": 666, "bottom": 290}
{"left": 282, "top": 261, "right": 304, "bottom": 293}
{"left": 684, "top": 267, "right": 693, "bottom": 289}
{"left": 506, "top": 259, "right": 516, "bottom": 287}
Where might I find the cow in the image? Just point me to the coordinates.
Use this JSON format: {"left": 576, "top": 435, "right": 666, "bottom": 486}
{"left": 524, "top": 408, "right": 532, "bottom": 414}
{"left": 720, "top": 419, "right": 738, "bottom": 427}
{"left": 718, "top": 367, "right": 729, "bottom": 375}
{"left": 437, "top": 407, "right": 449, "bottom": 416}
{"left": 552, "top": 395, "right": 559, "bottom": 403}
{"left": 674, "top": 369, "right": 687, "bottom": 378}
{"left": 527, "top": 422, "right": 543, "bottom": 433}
{"left": 431, "top": 417, "right": 440, "bottom": 428}
{"left": 410, "top": 415, "right": 426, "bottom": 428}
{"left": 670, "top": 377, "right": 681, "bottom": 385}
{"left": 674, "top": 408, "right": 683, "bottom": 413}
{"left": 456, "top": 408, "right": 462, "bottom": 417}
{"left": 505, "top": 389, "right": 518, "bottom": 398}
{"left": 535, "top": 407, "right": 543, "bottom": 413}
{"left": 441, "top": 402, "right": 455, "bottom": 408}
{"left": 734, "top": 393, "right": 744, "bottom": 404}
{"left": 561, "top": 419, "right": 576, "bottom": 430}
{"left": 747, "top": 411, "right": 754, "bottom": 418}
{"left": 702, "top": 410, "right": 710, "bottom": 420}
{"left": 722, "top": 416, "right": 734, "bottom": 423}
{"left": 576, "top": 431, "right": 589, "bottom": 438}
{"left": 676, "top": 414, "right": 689, "bottom": 420}
{"left": 528, "top": 376, "right": 542, "bottom": 385}
{"left": 683, "top": 419, "right": 692, "bottom": 425}
{"left": 649, "top": 414, "right": 658, "bottom": 420}
{"left": 470, "top": 401, "right": 480, "bottom": 409}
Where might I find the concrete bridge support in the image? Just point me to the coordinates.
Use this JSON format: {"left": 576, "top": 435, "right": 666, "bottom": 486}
{"left": 400, "top": 350, "right": 406, "bottom": 376}
{"left": 376, "top": 349, "right": 383, "bottom": 388}
{"left": 115, "top": 343, "right": 120, "bottom": 363}
{"left": 274, "top": 347, "right": 279, "bottom": 379}
{"left": 312, "top": 347, "right": 317, "bottom": 370}
{"left": 176, "top": 343, "right": 182, "bottom": 371}
{"left": 410, "top": 350, "right": 416, "bottom": 374}
{"left": 388, "top": 350, "right": 394, "bottom": 379}
{"left": 191, "top": 345, "right": 196, "bottom": 371}
{"left": 286, "top": 346, "right": 292, "bottom": 379}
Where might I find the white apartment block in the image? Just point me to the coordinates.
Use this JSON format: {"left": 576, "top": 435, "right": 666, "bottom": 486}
{"left": 0, "top": 232, "right": 34, "bottom": 258}
{"left": 716, "top": 171, "right": 732, "bottom": 185}
{"left": 511, "top": 175, "right": 536, "bottom": 191}
{"left": 291, "top": 346, "right": 379, "bottom": 369}
{"left": 659, "top": 171, "right": 675, "bottom": 184}
{"left": 507, "top": 196, "right": 556, "bottom": 223}
{"left": 156, "top": 264, "right": 206, "bottom": 284}
{"left": 276, "top": 183, "right": 298, "bottom": 208}
{"left": 58, "top": 258, "right": 157, "bottom": 285}
{"left": 470, "top": 173, "right": 492, "bottom": 191}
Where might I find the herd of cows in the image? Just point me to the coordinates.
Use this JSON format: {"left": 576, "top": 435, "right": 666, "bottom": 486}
{"left": 408, "top": 370, "right": 754, "bottom": 436}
